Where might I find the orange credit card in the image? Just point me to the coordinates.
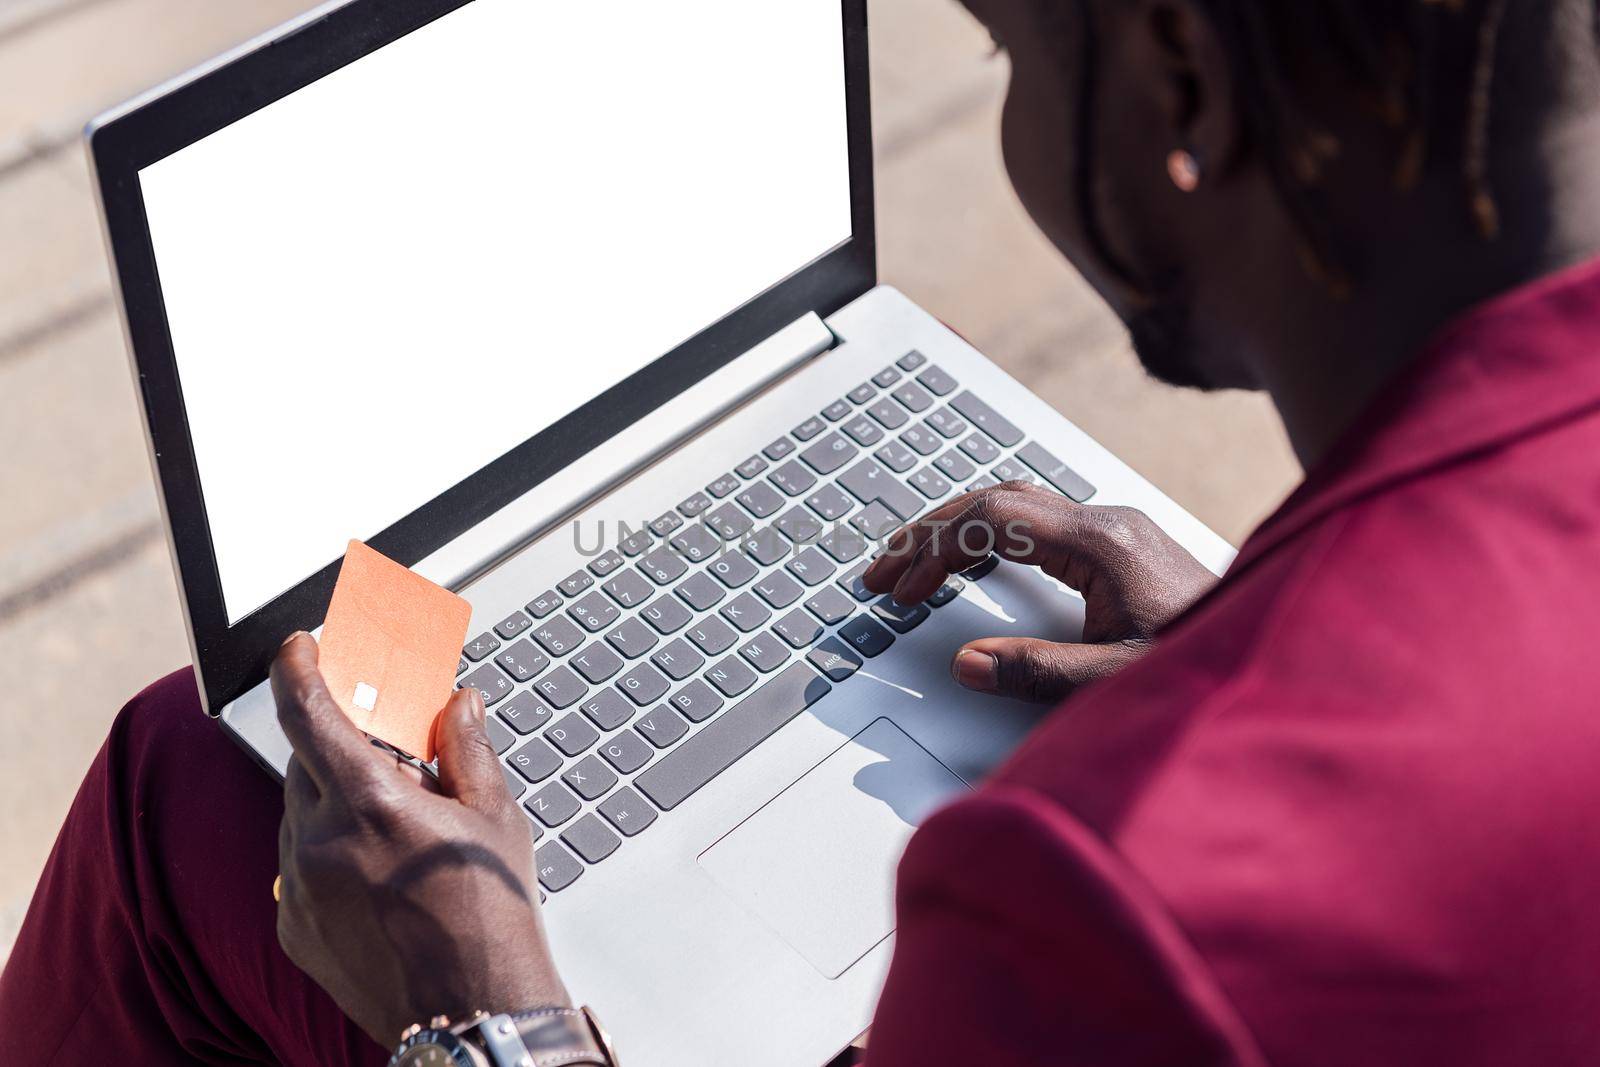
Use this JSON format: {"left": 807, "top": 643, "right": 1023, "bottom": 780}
{"left": 316, "top": 540, "right": 473, "bottom": 761}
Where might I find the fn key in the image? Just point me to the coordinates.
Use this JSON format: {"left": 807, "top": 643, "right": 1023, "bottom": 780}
{"left": 535, "top": 841, "right": 583, "bottom": 892}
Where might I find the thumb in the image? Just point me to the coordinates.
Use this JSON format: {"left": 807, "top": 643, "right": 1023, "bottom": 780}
{"left": 434, "top": 687, "right": 512, "bottom": 815}
{"left": 950, "top": 637, "right": 1150, "bottom": 704}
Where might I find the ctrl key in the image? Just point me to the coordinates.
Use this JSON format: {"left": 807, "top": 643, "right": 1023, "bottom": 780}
{"left": 535, "top": 841, "right": 584, "bottom": 893}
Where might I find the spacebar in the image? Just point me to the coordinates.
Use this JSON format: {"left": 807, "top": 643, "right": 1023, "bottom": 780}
{"left": 634, "top": 662, "right": 833, "bottom": 811}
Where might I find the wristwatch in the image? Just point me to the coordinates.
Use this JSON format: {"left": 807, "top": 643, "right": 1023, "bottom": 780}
{"left": 388, "top": 1006, "right": 619, "bottom": 1067}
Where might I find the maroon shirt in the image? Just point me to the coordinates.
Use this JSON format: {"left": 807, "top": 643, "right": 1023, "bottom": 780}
{"left": 868, "top": 258, "right": 1600, "bottom": 1064}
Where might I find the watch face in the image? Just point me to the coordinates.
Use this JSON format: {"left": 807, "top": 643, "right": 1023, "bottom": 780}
{"left": 394, "top": 1031, "right": 474, "bottom": 1067}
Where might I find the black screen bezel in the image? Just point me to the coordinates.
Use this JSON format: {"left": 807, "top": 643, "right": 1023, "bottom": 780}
{"left": 91, "top": 0, "right": 874, "bottom": 713}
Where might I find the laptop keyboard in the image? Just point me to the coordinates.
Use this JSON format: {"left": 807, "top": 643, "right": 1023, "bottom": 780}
{"left": 454, "top": 351, "right": 1097, "bottom": 896}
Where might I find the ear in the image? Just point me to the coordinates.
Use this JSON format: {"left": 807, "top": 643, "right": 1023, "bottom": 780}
{"left": 1136, "top": 0, "right": 1244, "bottom": 182}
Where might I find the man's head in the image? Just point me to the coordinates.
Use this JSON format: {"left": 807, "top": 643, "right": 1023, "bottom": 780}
{"left": 961, "top": 0, "right": 1600, "bottom": 401}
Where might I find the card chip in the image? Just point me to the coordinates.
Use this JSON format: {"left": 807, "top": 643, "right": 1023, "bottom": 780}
{"left": 353, "top": 682, "right": 378, "bottom": 711}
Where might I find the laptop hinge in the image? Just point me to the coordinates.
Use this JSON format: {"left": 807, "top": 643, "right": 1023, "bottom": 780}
{"left": 415, "top": 311, "right": 837, "bottom": 592}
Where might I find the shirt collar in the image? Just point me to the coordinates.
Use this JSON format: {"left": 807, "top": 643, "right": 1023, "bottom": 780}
{"left": 1228, "top": 255, "right": 1600, "bottom": 576}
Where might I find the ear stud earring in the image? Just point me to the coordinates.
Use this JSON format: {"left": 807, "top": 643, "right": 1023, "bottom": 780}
{"left": 1167, "top": 148, "right": 1202, "bottom": 192}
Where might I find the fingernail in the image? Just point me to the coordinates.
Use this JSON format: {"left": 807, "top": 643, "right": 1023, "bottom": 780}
{"left": 279, "top": 631, "right": 308, "bottom": 649}
{"left": 466, "top": 687, "right": 486, "bottom": 721}
{"left": 952, "top": 650, "right": 998, "bottom": 691}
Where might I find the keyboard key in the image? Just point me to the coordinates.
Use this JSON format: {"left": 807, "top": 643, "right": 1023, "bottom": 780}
{"left": 487, "top": 717, "right": 516, "bottom": 755}
{"left": 804, "top": 585, "right": 855, "bottom": 625}
{"left": 849, "top": 501, "right": 901, "bottom": 540}
{"left": 929, "top": 577, "right": 966, "bottom": 607}
{"left": 562, "top": 756, "right": 619, "bottom": 802}
{"left": 668, "top": 678, "right": 724, "bottom": 722}
{"left": 571, "top": 643, "right": 623, "bottom": 684}
{"left": 774, "top": 610, "right": 824, "bottom": 648}
{"left": 736, "top": 481, "right": 785, "bottom": 519}
{"left": 579, "top": 689, "right": 634, "bottom": 731}
{"left": 720, "top": 591, "right": 772, "bottom": 632}
{"left": 509, "top": 738, "right": 563, "bottom": 783}
{"left": 677, "top": 491, "right": 713, "bottom": 518}
{"left": 546, "top": 712, "right": 600, "bottom": 756}
{"left": 533, "top": 616, "right": 585, "bottom": 657}
{"left": 842, "top": 414, "right": 885, "bottom": 447}
{"left": 739, "top": 634, "right": 790, "bottom": 673}
{"left": 635, "top": 706, "right": 690, "bottom": 748}
{"left": 598, "top": 787, "right": 658, "bottom": 837}
{"left": 873, "top": 366, "right": 903, "bottom": 388}
{"left": 503, "top": 764, "right": 527, "bottom": 801}
{"left": 807, "top": 638, "right": 864, "bottom": 682}
{"left": 892, "top": 382, "right": 935, "bottom": 413}
{"left": 464, "top": 632, "right": 501, "bottom": 662}
{"left": 601, "top": 570, "right": 654, "bottom": 611}
{"left": 587, "top": 549, "right": 625, "bottom": 578}
{"left": 899, "top": 425, "right": 941, "bottom": 456}
{"left": 838, "top": 561, "right": 875, "bottom": 601}
{"left": 709, "top": 551, "right": 759, "bottom": 589}
{"left": 1016, "top": 441, "right": 1098, "bottom": 502}
{"left": 872, "top": 597, "right": 932, "bottom": 634}
{"left": 950, "top": 391, "right": 1024, "bottom": 447}
{"left": 650, "top": 511, "right": 684, "bottom": 538}
{"left": 819, "top": 525, "right": 868, "bottom": 563}
{"left": 568, "top": 591, "right": 620, "bottom": 633}
{"left": 935, "top": 450, "right": 977, "bottom": 482}
{"left": 634, "top": 662, "right": 832, "bottom": 811}
{"left": 918, "top": 365, "right": 959, "bottom": 396}
{"left": 458, "top": 658, "right": 468, "bottom": 676}
{"left": 535, "top": 841, "right": 583, "bottom": 891}
{"left": 617, "top": 662, "right": 670, "bottom": 706}
{"left": 754, "top": 571, "right": 804, "bottom": 608}
{"left": 674, "top": 571, "right": 726, "bottom": 611}
{"left": 599, "top": 732, "right": 653, "bottom": 775}
{"left": 742, "top": 527, "right": 790, "bottom": 566}
{"left": 706, "top": 473, "right": 741, "bottom": 499}
{"left": 605, "top": 617, "right": 659, "bottom": 659}
{"left": 687, "top": 616, "right": 738, "bottom": 656}
{"left": 736, "top": 455, "right": 769, "bottom": 479}
{"left": 876, "top": 440, "right": 918, "bottom": 473}
{"left": 669, "top": 524, "right": 722, "bottom": 564}
{"left": 763, "top": 437, "right": 796, "bottom": 461}
{"left": 706, "top": 502, "right": 754, "bottom": 540}
{"left": 640, "top": 545, "right": 690, "bottom": 584}
{"left": 706, "top": 655, "right": 759, "bottom": 696}
{"left": 909, "top": 467, "right": 954, "bottom": 499}
{"left": 559, "top": 571, "right": 593, "bottom": 597}
{"left": 926, "top": 408, "right": 968, "bottom": 438}
{"left": 968, "top": 474, "right": 1000, "bottom": 492}
{"left": 527, "top": 783, "right": 582, "bottom": 828}
{"left": 806, "top": 484, "right": 855, "bottom": 522}
{"left": 822, "top": 398, "right": 852, "bottom": 422}
{"left": 495, "top": 639, "right": 550, "bottom": 684}
{"left": 786, "top": 547, "right": 838, "bottom": 587}
{"left": 460, "top": 664, "right": 513, "bottom": 707}
{"left": 532, "top": 666, "right": 588, "bottom": 709}
{"left": 495, "top": 611, "right": 534, "bottom": 640}
{"left": 561, "top": 813, "right": 621, "bottom": 863}
{"left": 642, "top": 593, "right": 693, "bottom": 634}
{"left": 992, "top": 458, "right": 1037, "bottom": 485}
{"left": 769, "top": 460, "right": 818, "bottom": 497}
{"left": 959, "top": 433, "right": 1002, "bottom": 464}
{"left": 617, "top": 527, "right": 654, "bottom": 557}
{"left": 651, "top": 638, "right": 704, "bottom": 680}
{"left": 776, "top": 506, "right": 824, "bottom": 545}
{"left": 840, "top": 616, "right": 895, "bottom": 658}
{"left": 897, "top": 349, "right": 928, "bottom": 372}
{"left": 799, "top": 432, "right": 858, "bottom": 476}
{"left": 839, "top": 458, "right": 924, "bottom": 520}
{"left": 848, "top": 382, "right": 877, "bottom": 404}
{"left": 867, "top": 398, "right": 909, "bottom": 430}
{"left": 965, "top": 554, "right": 1003, "bottom": 580}
{"left": 498, "top": 691, "right": 554, "bottom": 734}
{"left": 792, "top": 415, "right": 826, "bottom": 441}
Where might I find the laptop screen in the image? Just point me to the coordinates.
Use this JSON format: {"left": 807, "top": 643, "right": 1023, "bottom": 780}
{"left": 137, "top": 0, "right": 852, "bottom": 624}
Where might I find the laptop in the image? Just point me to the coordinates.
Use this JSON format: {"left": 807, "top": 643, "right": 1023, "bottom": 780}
{"left": 87, "top": 1, "right": 1233, "bottom": 1063}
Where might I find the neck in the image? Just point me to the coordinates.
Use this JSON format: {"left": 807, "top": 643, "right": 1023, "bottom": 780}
{"left": 1254, "top": 112, "right": 1600, "bottom": 469}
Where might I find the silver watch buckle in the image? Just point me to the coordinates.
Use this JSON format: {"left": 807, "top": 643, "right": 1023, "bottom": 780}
{"left": 476, "top": 1013, "right": 532, "bottom": 1067}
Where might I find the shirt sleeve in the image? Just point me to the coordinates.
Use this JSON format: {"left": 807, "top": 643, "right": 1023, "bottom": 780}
{"left": 865, "top": 787, "right": 1267, "bottom": 1067}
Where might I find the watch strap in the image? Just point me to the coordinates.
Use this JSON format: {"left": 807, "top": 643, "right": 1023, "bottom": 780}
{"left": 502, "top": 1007, "right": 613, "bottom": 1067}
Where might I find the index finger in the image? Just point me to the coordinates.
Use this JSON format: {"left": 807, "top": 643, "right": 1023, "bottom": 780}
{"left": 269, "top": 632, "right": 383, "bottom": 789}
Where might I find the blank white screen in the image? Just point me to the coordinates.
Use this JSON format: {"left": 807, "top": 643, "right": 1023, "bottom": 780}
{"left": 139, "top": 0, "right": 852, "bottom": 623}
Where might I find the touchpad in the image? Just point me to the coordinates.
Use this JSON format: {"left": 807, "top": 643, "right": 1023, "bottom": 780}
{"left": 698, "top": 718, "right": 969, "bottom": 978}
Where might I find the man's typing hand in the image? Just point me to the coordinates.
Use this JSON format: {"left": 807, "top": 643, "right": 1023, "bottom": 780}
{"left": 271, "top": 634, "right": 567, "bottom": 1047}
{"left": 861, "top": 482, "right": 1216, "bottom": 703}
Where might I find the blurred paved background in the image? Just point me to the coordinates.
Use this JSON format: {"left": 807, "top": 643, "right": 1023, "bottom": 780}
{"left": 0, "top": 0, "right": 1299, "bottom": 958}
